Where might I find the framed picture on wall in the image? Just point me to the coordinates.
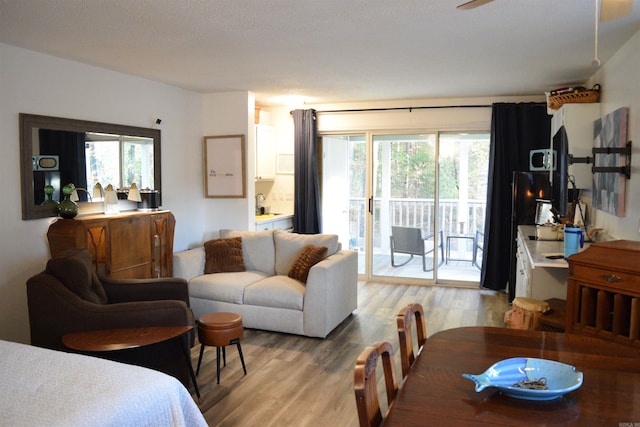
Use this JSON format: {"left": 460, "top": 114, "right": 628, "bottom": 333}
{"left": 204, "top": 134, "right": 246, "bottom": 198}
{"left": 592, "top": 107, "right": 628, "bottom": 216}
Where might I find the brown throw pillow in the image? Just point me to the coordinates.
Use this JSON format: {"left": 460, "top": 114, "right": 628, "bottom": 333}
{"left": 288, "top": 245, "right": 328, "bottom": 283}
{"left": 204, "top": 237, "right": 246, "bottom": 274}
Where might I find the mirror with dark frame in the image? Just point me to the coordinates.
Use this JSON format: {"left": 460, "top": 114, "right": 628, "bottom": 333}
{"left": 20, "top": 113, "right": 162, "bottom": 220}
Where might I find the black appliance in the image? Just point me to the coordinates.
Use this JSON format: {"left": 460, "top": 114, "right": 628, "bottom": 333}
{"left": 138, "top": 189, "right": 160, "bottom": 210}
{"left": 508, "top": 171, "right": 552, "bottom": 301}
{"left": 551, "top": 126, "right": 570, "bottom": 218}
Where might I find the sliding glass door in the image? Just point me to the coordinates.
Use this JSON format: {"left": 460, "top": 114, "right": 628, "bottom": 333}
{"left": 321, "top": 135, "right": 366, "bottom": 274}
{"left": 321, "top": 132, "right": 489, "bottom": 284}
{"left": 437, "top": 133, "right": 489, "bottom": 283}
{"left": 372, "top": 134, "right": 439, "bottom": 280}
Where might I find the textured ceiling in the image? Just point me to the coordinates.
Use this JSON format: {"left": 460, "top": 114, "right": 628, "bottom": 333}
{"left": 1, "top": 0, "right": 639, "bottom": 106}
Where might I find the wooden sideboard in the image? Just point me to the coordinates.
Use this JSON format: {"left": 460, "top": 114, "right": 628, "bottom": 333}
{"left": 566, "top": 239, "right": 640, "bottom": 346}
{"left": 47, "top": 210, "right": 175, "bottom": 279}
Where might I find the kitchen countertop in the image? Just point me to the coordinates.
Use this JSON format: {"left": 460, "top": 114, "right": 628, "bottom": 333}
{"left": 518, "top": 225, "right": 591, "bottom": 269}
{"left": 254, "top": 213, "right": 293, "bottom": 224}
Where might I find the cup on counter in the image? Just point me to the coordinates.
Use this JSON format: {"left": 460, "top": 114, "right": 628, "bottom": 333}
{"left": 564, "top": 226, "right": 584, "bottom": 259}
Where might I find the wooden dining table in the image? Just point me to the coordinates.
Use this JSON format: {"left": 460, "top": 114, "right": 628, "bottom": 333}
{"left": 384, "top": 326, "right": 640, "bottom": 426}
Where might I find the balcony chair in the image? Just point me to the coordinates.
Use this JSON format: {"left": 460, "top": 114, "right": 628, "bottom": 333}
{"left": 390, "top": 226, "right": 444, "bottom": 271}
{"left": 26, "top": 248, "right": 195, "bottom": 385}
{"left": 396, "top": 303, "right": 427, "bottom": 379}
{"left": 354, "top": 341, "right": 398, "bottom": 427}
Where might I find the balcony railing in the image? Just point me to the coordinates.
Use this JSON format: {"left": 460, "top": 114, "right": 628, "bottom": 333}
{"left": 348, "top": 197, "right": 486, "bottom": 250}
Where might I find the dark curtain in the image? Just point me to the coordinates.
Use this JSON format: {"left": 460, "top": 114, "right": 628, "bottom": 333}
{"left": 39, "top": 129, "right": 88, "bottom": 201}
{"left": 292, "top": 109, "right": 321, "bottom": 234}
{"left": 480, "top": 103, "right": 551, "bottom": 291}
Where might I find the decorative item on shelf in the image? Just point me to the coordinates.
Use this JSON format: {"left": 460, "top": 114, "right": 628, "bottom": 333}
{"left": 57, "top": 184, "right": 79, "bottom": 219}
{"left": 116, "top": 188, "right": 128, "bottom": 200}
{"left": 138, "top": 189, "right": 160, "bottom": 211}
{"left": 104, "top": 184, "right": 120, "bottom": 215}
{"left": 41, "top": 185, "right": 59, "bottom": 207}
{"left": 127, "top": 183, "right": 142, "bottom": 202}
{"left": 93, "top": 182, "right": 104, "bottom": 201}
{"left": 70, "top": 186, "right": 93, "bottom": 203}
{"left": 546, "top": 84, "right": 601, "bottom": 112}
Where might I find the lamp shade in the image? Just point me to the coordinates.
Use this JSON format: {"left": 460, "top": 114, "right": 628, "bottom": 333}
{"left": 104, "top": 184, "right": 119, "bottom": 205}
{"left": 128, "top": 183, "right": 142, "bottom": 202}
{"left": 93, "top": 182, "right": 104, "bottom": 199}
{"left": 70, "top": 185, "right": 79, "bottom": 202}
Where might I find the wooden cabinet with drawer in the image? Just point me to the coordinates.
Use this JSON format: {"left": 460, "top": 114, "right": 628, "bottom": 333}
{"left": 566, "top": 240, "right": 640, "bottom": 346}
{"left": 47, "top": 210, "right": 175, "bottom": 279}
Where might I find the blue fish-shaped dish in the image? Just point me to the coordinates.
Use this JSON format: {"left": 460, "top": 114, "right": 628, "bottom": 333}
{"left": 462, "top": 357, "right": 583, "bottom": 401}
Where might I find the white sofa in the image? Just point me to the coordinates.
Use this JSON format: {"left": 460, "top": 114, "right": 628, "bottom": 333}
{"left": 173, "top": 229, "right": 358, "bottom": 338}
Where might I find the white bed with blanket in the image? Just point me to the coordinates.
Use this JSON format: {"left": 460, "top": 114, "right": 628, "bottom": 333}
{"left": 0, "top": 339, "right": 207, "bottom": 427}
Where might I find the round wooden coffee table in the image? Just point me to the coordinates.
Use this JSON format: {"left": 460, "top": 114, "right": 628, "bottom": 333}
{"left": 63, "top": 325, "right": 199, "bottom": 398}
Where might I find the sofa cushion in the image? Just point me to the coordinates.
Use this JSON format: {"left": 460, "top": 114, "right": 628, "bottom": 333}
{"left": 189, "top": 271, "right": 268, "bottom": 304}
{"left": 220, "top": 229, "right": 275, "bottom": 275}
{"left": 273, "top": 229, "right": 339, "bottom": 275}
{"left": 244, "top": 276, "right": 305, "bottom": 311}
{"left": 46, "top": 248, "right": 108, "bottom": 304}
{"left": 204, "top": 237, "right": 245, "bottom": 274}
{"left": 288, "top": 245, "right": 328, "bottom": 283}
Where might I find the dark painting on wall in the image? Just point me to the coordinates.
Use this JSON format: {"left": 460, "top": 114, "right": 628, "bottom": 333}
{"left": 592, "top": 107, "right": 628, "bottom": 217}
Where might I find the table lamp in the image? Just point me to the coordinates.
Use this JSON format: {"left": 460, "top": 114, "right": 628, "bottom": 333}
{"left": 93, "top": 182, "right": 104, "bottom": 201}
{"left": 128, "top": 183, "right": 142, "bottom": 202}
{"left": 104, "top": 184, "right": 119, "bottom": 215}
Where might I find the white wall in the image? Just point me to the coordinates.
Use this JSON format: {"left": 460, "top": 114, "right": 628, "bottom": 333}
{"left": 0, "top": 43, "right": 203, "bottom": 343}
{"left": 201, "top": 92, "right": 255, "bottom": 241}
{"left": 586, "top": 29, "right": 640, "bottom": 240}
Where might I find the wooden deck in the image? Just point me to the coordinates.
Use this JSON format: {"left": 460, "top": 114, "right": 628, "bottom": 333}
{"left": 365, "top": 249, "right": 482, "bottom": 283}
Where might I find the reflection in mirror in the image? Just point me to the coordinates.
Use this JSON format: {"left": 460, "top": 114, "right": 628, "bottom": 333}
{"left": 20, "top": 114, "right": 161, "bottom": 220}
{"left": 85, "top": 132, "right": 155, "bottom": 198}
{"left": 33, "top": 130, "right": 154, "bottom": 204}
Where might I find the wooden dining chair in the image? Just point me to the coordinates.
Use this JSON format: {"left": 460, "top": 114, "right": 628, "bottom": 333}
{"left": 354, "top": 341, "right": 398, "bottom": 427}
{"left": 397, "top": 303, "right": 427, "bottom": 379}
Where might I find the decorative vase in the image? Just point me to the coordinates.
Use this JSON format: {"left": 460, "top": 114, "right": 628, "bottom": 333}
{"left": 57, "top": 184, "right": 79, "bottom": 219}
{"left": 41, "top": 185, "right": 59, "bottom": 207}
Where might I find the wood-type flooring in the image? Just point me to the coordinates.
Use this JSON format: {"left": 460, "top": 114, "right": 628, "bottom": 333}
{"left": 191, "top": 281, "right": 509, "bottom": 426}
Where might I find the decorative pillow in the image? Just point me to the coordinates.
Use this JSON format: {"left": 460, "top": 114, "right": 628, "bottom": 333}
{"left": 220, "top": 229, "right": 275, "bottom": 275}
{"left": 288, "top": 245, "right": 328, "bottom": 283}
{"left": 204, "top": 237, "right": 246, "bottom": 274}
{"left": 274, "top": 229, "right": 339, "bottom": 275}
{"left": 46, "top": 248, "right": 108, "bottom": 304}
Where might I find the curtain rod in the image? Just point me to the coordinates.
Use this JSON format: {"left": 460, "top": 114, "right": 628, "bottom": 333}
{"left": 290, "top": 104, "right": 492, "bottom": 115}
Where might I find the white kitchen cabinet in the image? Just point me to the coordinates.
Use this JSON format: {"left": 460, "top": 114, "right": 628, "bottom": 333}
{"left": 272, "top": 216, "right": 294, "bottom": 231}
{"left": 256, "top": 222, "right": 273, "bottom": 231}
{"left": 255, "top": 125, "right": 276, "bottom": 180}
{"left": 515, "top": 227, "right": 569, "bottom": 301}
{"left": 255, "top": 214, "right": 293, "bottom": 232}
{"left": 515, "top": 235, "right": 532, "bottom": 298}
{"left": 550, "top": 103, "right": 600, "bottom": 189}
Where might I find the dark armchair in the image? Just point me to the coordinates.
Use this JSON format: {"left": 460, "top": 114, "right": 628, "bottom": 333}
{"left": 390, "top": 226, "right": 444, "bottom": 271}
{"left": 26, "top": 248, "right": 195, "bottom": 385}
